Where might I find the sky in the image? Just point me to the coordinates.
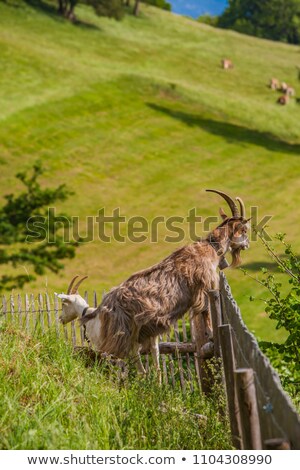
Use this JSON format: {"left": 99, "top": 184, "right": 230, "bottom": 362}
{"left": 168, "top": 1, "right": 228, "bottom": 18}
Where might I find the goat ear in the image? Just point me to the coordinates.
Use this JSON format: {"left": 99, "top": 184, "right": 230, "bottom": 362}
{"left": 219, "top": 207, "right": 228, "bottom": 220}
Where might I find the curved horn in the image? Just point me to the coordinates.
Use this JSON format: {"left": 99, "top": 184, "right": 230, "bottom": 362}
{"left": 67, "top": 275, "right": 79, "bottom": 295}
{"left": 206, "top": 189, "right": 239, "bottom": 217}
{"left": 236, "top": 197, "right": 246, "bottom": 219}
{"left": 72, "top": 275, "right": 88, "bottom": 294}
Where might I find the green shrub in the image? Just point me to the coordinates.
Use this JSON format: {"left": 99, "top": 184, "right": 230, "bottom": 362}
{"left": 245, "top": 232, "right": 300, "bottom": 410}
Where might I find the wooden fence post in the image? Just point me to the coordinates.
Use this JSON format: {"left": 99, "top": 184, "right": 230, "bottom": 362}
{"left": 190, "top": 308, "right": 214, "bottom": 394}
{"left": 264, "top": 438, "right": 291, "bottom": 450}
{"left": 18, "top": 294, "right": 22, "bottom": 327}
{"left": 30, "top": 293, "right": 36, "bottom": 329}
{"left": 219, "top": 324, "right": 242, "bottom": 450}
{"left": 182, "top": 316, "right": 194, "bottom": 392}
{"left": 2, "top": 295, "right": 7, "bottom": 320}
{"left": 208, "top": 290, "right": 222, "bottom": 358}
{"left": 25, "top": 294, "right": 30, "bottom": 333}
{"left": 45, "top": 293, "right": 52, "bottom": 329}
{"left": 38, "top": 293, "right": 44, "bottom": 333}
{"left": 10, "top": 294, "right": 15, "bottom": 322}
{"left": 54, "top": 293, "right": 60, "bottom": 337}
{"left": 174, "top": 321, "right": 186, "bottom": 393}
{"left": 234, "top": 368, "right": 262, "bottom": 450}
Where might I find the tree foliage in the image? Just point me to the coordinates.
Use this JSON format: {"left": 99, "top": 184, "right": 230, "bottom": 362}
{"left": 197, "top": 14, "right": 218, "bottom": 27}
{"left": 0, "top": 162, "right": 77, "bottom": 291}
{"left": 142, "top": 0, "right": 171, "bottom": 12}
{"left": 86, "top": 0, "right": 124, "bottom": 20}
{"left": 55, "top": 0, "right": 124, "bottom": 20}
{"left": 218, "top": 0, "right": 300, "bottom": 44}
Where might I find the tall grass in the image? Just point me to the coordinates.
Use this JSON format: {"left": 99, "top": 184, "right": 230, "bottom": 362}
{"left": 0, "top": 1, "right": 300, "bottom": 341}
{"left": 0, "top": 322, "right": 232, "bottom": 449}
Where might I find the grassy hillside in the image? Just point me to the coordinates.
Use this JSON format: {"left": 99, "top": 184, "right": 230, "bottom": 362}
{"left": 0, "top": 323, "right": 231, "bottom": 449}
{"left": 1, "top": 1, "right": 300, "bottom": 341}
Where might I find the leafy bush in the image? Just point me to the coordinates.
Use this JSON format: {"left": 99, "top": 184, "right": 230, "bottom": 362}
{"left": 197, "top": 14, "right": 218, "bottom": 27}
{"left": 245, "top": 232, "right": 300, "bottom": 409}
{"left": 143, "top": 0, "right": 171, "bottom": 11}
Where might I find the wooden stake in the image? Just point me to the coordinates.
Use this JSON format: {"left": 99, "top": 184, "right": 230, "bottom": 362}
{"left": 38, "top": 293, "right": 44, "bottom": 333}
{"left": 54, "top": 293, "right": 60, "bottom": 337}
{"left": 208, "top": 290, "right": 222, "bottom": 358}
{"left": 10, "top": 294, "right": 15, "bottom": 322}
{"left": 17, "top": 294, "right": 22, "bottom": 327}
{"left": 30, "top": 294, "right": 36, "bottom": 330}
{"left": 190, "top": 308, "right": 213, "bottom": 394}
{"left": 25, "top": 294, "right": 30, "bottom": 333}
{"left": 166, "top": 331, "right": 176, "bottom": 387}
{"left": 160, "top": 333, "right": 168, "bottom": 385}
{"left": 219, "top": 324, "right": 242, "bottom": 450}
{"left": 45, "top": 293, "right": 52, "bottom": 329}
{"left": 264, "top": 438, "right": 291, "bottom": 450}
{"left": 174, "top": 321, "right": 186, "bottom": 393}
{"left": 235, "top": 368, "right": 262, "bottom": 450}
{"left": 2, "top": 295, "right": 7, "bottom": 320}
{"left": 182, "top": 316, "right": 194, "bottom": 391}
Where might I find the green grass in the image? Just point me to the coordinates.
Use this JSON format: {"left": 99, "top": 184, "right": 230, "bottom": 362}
{"left": 0, "top": 322, "right": 231, "bottom": 450}
{"left": 1, "top": 1, "right": 300, "bottom": 342}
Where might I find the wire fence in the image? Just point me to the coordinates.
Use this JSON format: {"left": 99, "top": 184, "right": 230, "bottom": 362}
{"left": 1, "top": 273, "right": 300, "bottom": 449}
{"left": 219, "top": 272, "right": 300, "bottom": 450}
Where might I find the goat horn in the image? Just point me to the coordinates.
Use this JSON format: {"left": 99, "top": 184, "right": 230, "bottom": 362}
{"left": 236, "top": 197, "right": 246, "bottom": 219}
{"left": 71, "top": 275, "right": 88, "bottom": 294}
{"left": 67, "top": 275, "right": 79, "bottom": 295}
{"left": 206, "top": 189, "right": 239, "bottom": 217}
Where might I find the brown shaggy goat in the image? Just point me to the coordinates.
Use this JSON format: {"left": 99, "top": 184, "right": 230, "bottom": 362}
{"left": 57, "top": 190, "right": 250, "bottom": 376}
{"left": 277, "top": 95, "right": 289, "bottom": 105}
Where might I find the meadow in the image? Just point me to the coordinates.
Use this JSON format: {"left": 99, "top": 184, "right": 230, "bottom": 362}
{"left": 0, "top": 322, "right": 231, "bottom": 449}
{"left": 1, "top": 0, "right": 300, "bottom": 343}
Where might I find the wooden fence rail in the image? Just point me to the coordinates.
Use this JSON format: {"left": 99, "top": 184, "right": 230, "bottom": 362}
{"left": 1, "top": 272, "right": 300, "bottom": 449}
{"left": 219, "top": 273, "right": 300, "bottom": 450}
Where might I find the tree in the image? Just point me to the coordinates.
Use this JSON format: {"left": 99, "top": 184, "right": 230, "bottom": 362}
{"left": 0, "top": 162, "right": 78, "bottom": 292}
{"left": 133, "top": 0, "right": 140, "bottom": 16}
{"left": 218, "top": 0, "right": 300, "bottom": 44}
{"left": 143, "top": 0, "right": 171, "bottom": 11}
{"left": 57, "top": 0, "right": 77, "bottom": 19}
{"left": 87, "top": 0, "right": 124, "bottom": 19}
{"left": 56, "top": 0, "right": 124, "bottom": 21}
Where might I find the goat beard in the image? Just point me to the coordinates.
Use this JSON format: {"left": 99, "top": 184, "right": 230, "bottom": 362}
{"left": 230, "top": 247, "right": 242, "bottom": 268}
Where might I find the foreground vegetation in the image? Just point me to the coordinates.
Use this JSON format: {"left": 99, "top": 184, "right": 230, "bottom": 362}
{"left": 0, "top": 1, "right": 300, "bottom": 343}
{"left": 247, "top": 233, "right": 300, "bottom": 410}
{"left": 0, "top": 323, "right": 231, "bottom": 449}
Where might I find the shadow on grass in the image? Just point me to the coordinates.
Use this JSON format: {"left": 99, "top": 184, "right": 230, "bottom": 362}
{"left": 22, "top": 0, "right": 100, "bottom": 30}
{"left": 147, "top": 103, "right": 300, "bottom": 156}
{"left": 241, "top": 261, "right": 279, "bottom": 272}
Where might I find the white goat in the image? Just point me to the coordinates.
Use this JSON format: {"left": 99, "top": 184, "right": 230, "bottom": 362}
{"left": 56, "top": 276, "right": 159, "bottom": 376}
